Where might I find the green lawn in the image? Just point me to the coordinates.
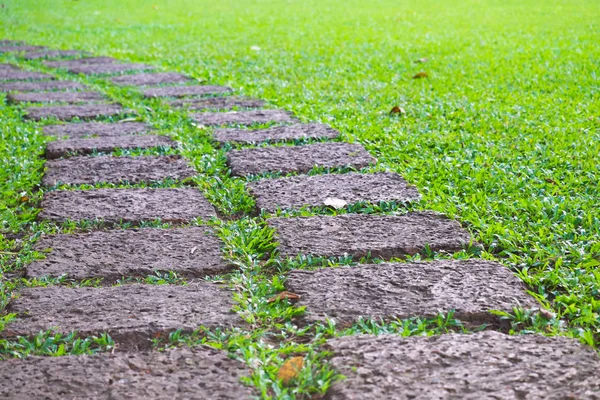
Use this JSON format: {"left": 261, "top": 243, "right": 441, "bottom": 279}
{"left": 1, "top": 0, "right": 600, "bottom": 397}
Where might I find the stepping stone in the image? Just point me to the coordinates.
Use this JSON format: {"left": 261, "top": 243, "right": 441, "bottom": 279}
{"left": 214, "top": 123, "right": 340, "bottom": 145}
{"left": 42, "top": 155, "right": 196, "bottom": 186}
{"left": 285, "top": 259, "right": 537, "bottom": 326}
{"left": 0, "top": 40, "right": 24, "bottom": 46}
{"left": 65, "top": 63, "right": 155, "bottom": 75}
{"left": 0, "top": 63, "right": 19, "bottom": 71}
{"left": 227, "top": 142, "right": 375, "bottom": 176}
{"left": 44, "top": 121, "right": 151, "bottom": 138}
{"left": 39, "top": 188, "right": 216, "bottom": 224}
{"left": 27, "top": 227, "right": 230, "bottom": 280}
{"left": 324, "top": 331, "right": 600, "bottom": 399}
{"left": 2, "top": 283, "right": 242, "bottom": 349}
{"left": 23, "top": 49, "right": 85, "bottom": 60}
{"left": 110, "top": 71, "right": 191, "bottom": 86}
{"left": 171, "top": 96, "right": 266, "bottom": 111}
{"left": 0, "top": 347, "right": 255, "bottom": 399}
{"left": 25, "top": 103, "right": 124, "bottom": 121}
{"left": 268, "top": 212, "right": 472, "bottom": 259}
{"left": 0, "top": 69, "right": 53, "bottom": 81}
{"left": 192, "top": 109, "right": 297, "bottom": 126}
{"left": 45, "top": 135, "right": 175, "bottom": 159}
{"left": 0, "top": 45, "right": 46, "bottom": 53}
{"left": 142, "top": 85, "right": 232, "bottom": 98}
{"left": 7, "top": 91, "right": 105, "bottom": 104}
{"left": 44, "top": 56, "right": 118, "bottom": 68}
{"left": 0, "top": 80, "right": 86, "bottom": 92}
{"left": 249, "top": 172, "right": 420, "bottom": 212}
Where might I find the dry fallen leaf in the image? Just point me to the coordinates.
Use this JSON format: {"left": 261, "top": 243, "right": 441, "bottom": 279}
{"left": 412, "top": 71, "right": 428, "bottom": 79}
{"left": 267, "top": 291, "right": 301, "bottom": 303}
{"left": 414, "top": 57, "right": 429, "bottom": 63}
{"left": 324, "top": 197, "right": 348, "bottom": 209}
{"left": 277, "top": 356, "right": 304, "bottom": 384}
{"left": 389, "top": 106, "right": 406, "bottom": 116}
{"left": 250, "top": 45, "right": 261, "bottom": 51}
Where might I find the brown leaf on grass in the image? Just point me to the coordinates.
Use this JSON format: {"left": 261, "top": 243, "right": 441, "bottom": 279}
{"left": 267, "top": 291, "right": 301, "bottom": 303}
{"left": 412, "top": 71, "right": 428, "bottom": 79}
{"left": 277, "top": 356, "right": 304, "bottom": 384}
{"left": 389, "top": 106, "right": 406, "bottom": 116}
{"left": 414, "top": 58, "right": 429, "bottom": 63}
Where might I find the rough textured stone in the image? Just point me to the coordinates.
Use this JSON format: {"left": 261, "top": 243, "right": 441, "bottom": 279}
{"left": 142, "top": 85, "right": 232, "bottom": 98}
{"left": 214, "top": 123, "right": 340, "bottom": 145}
{"left": 0, "top": 347, "right": 255, "bottom": 400}
{"left": 269, "top": 212, "right": 472, "bottom": 259}
{"left": 286, "top": 259, "right": 538, "bottom": 326}
{"left": 44, "top": 121, "right": 151, "bottom": 139}
{"left": 25, "top": 104, "right": 125, "bottom": 121}
{"left": 110, "top": 72, "right": 191, "bottom": 86}
{"left": 7, "top": 91, "right": 105, "bottom": 104}
{"left": 43, "top": 155, "right": 196, "bottom": 186}
{"left": 3, "top": 283, "right": 241, "bottom": 349}
{"left": 0, "top": 45, "right": 45, "bottom": 53}
{"left": 45, "top": 135, "right": 175, "bottom": 159}
{"left": 227, "top": 143, "right": 376, "bottom": 176}
{"left": 171, "top": 96, "right": 266, "bottom": 111}
{"left": 193, "top": 109, "right": 297, "bottom": 126}
{"left": 66, "top": 63, "right": 155, "bottom": 75}
{"left": 0, "top": 80, "right": 86, "bottom": 92}
{"left": 27, "top": 227, "right": 230, "bottom": 280}
{"left": 23, "top": 50, "right": 85, "bottom": 60}
{"left": 0, "top": 69, "right": 53, "bottom": 81}
{"left": 44, "top": 56, "right": 118, "bottom": 68}
{"left": 324, "top": 332, "right": 600, "bottom": 400}
{"left": 0, "top": 63, "right": 20, "bottom": 71}
{"left": 249, "top": 172, "right": 420, "bottom": 212}
{"left": 39, "top": 188, "right": 216, "bottom": 224}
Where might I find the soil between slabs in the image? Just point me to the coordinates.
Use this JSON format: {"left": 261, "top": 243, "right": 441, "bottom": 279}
{"left": 170, "top": 96, "right": 266, "bottom": 111}
{"left": 109, "top": 72, "right": 191, "bottom": 86}
{"left": 192, "top": 109, "right": 297, "bottom": 126}
{"left": 213, "top": 123, "right": 340, "bottom": 145}
{"left": 142, "top": 85, "right": 232, "bottom": 98}
{"left": 39, "top": 188, "right": 217, "bottom": 224}
{"left": 227, "top": 142, "right": 376, "bottom": 176}
{"left": 43, "top": 121, "right": 152, "bottom": 139}
{"left": 324, "top": 331, "right": 600, "bottom": 399}
{"left": 0, "top": 347, "right": 256, "bottom": 400}
{"left": 45, "top": 135, "right": 175, "bottom": 159}
{"left": 0, "top": 80, "right": 86, "bottom": 92}
{"left": 7, "top": 91, "right": 106, "bottom": 104}
{"left": 25, "top": 103, "right": 126, "bottom": 121}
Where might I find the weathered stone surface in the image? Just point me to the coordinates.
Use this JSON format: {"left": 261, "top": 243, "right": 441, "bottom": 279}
{"left": 66, "top": 63, "right": 155, "bottom": 75}
{"left": 110, "top": 72, "right": 191, "bottom": 86}
{"left": 268, "top": 212, "right": 472, "bottom": 259}
{"left": 23, "top": 50, "right": 85, "bottom": 60}
{"left": 3, "top": 283, "right": 241, "bottom": 349}
{"left": 171, "top": 96, "right": 265, "bottom": 111}
{"left": 7, "top": 91, "right": 105, "bottom": 104}
{"left": 193, "top": 109, "right": 297, "bottom": 126}
{"left": 142, "top": 85, "right": 232, "bottom": 98}
{"left": 39, "top": 188, "right": 216, "bottom": 224}
{"left": 0, "top": 45, "right": 45, "bottom": 53}
{"left": 0, "top": 69, "right": 53, "bottom": 81}
{"left": 43, "top": 155, "right": 196, "bottom": 186}
{"left": 44, "top": 121, "right": 151, "bottom": 139}
{"left": 250, "top": 172, "right": 420, "bottom": 212}
{"left": 214, "top": 123, "right": 340, "bottom": 145}
{"left": 27, "top": 227, "right": 230, "bottom": 280}
{"left": 286, "top": 259, "right": 537, "bottom": 326}
{"left": 324, "top": 331, "right": 600, "bottom": 400}
{"left": 25, "top": 104, "right": 125, "bottom": 121}
{"left": 0, "top": 40, "right": 23, "bottom": 46}
{"left": 0, "top": 347, "right": 255, "bottom": 400}
{"left": 0, "top": 63, "right": 19, "bottom": 71}
{"left": 45, "top": 135, "right": 175, "bottom": 159}
{"left": 44, "top": 56, "right": 118, "bottom": 68}
{"left": 0, "top": 80, "right": 86, "bottom": 92}
{"left": 227, "top": 143, "right": 376, "bottom": 176}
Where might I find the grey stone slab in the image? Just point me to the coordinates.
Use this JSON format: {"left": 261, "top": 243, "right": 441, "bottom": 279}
{"left": 193, "top": 109, "right": 297, "bottom": 126}
{"left": 44, "top": 121, "right": 152, "bottom": 139}
{"left": 171, "top": 96, "right": 266, "bottom": 111}
{"left": 0, "top": 69, "right": 53, "bottom": 81}
{"left": 27, "top": 227, "right": 230, "bottom": 280}
{"left": 110, "top": 72, "right": 191, "bottom": 86}
{"left": 7, "top": 91, "right": 105, "bottom": 104}
{"left": 44, "top": 56, "right": 119, "bottom": 68}
{"left": 66, "top": 63, "right": 155, "bottom": 75}
{"left": 268, "top": 212, "right": 472, "bottom": 259}
{"left": 23, "top": 50, "right": 85, "bottom": 60}
{"left": 0, "top": 63, "right": 19, "bottom": 71}
{"left": 249, "top": 172, "right": 420, "bottom": 212}
{"left": 142, "top": 85, "right": 232, "bottom": 98}
{"left": 0, "top": 45, "right": 46, "bottom": 53}
{"left": 0, "top": 80, "right": 86, "bottom": 92}
{"left": 324, "top": 331, "right": 600, "bottom": 400}
{"left": 227, "top": 142, "right": 376, "bottom": 176}
{"left": 25, "top": 104, "right": 125, "bottom": 121}
{"left": 42, "top": 155, "right": 196, "bottom": 186}
{"left": 39, "top": 188, "right": 216, "bottom": 224}
{"left": 0, "top": 40, "right": 24, "bottom": 46}
{"left": 0, "top": 347, "right": 255, "bottom": 400}
{"left": 45, "top": 135, "right": 175, "bottom": 159}
{"left": 214, "top": 123, "right": 340, "bottom": 145}
{"left": 3, "top": 283, "right": 242, "bottom": 350}
{"left": 286, "top": 259, "right": 538, "bottom": 326}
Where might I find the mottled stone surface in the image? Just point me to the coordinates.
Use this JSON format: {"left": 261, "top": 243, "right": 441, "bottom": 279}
{"left": 25, "top": 104, "right": 125, "bottom": 121}
{"left": 0, "top": 80, "right": 86, "bottom": 92}
{"left": 142, "top": 85, "right": 232, "bottom": 98}
{"left": 44, "top": 56, "right": 119, "bottom": 68}
{"left": 324, "top": 332, "right": 600, "bottom": 400}
{"left": 110, "top": 72, "right": 191, "bottom": 86}
{"left": 66, "top": 63, "right": 155, "bottom": 75}
{"left": 0, "top": 347, "right": 255, "bottom": 400}
{"left": 0, "top": 63, "right": 19, "bottom": 71}
{"left": 193, "top": 109, "right": 297, "bottom": 126}
{"left": 227, "top": 143, "right": 376, "bottom": 176}
{"left": 214, "top": 123, "right": 340, "bottom": 145}
{"left": 27, "top": 227, "right": 230, "bottom": 280}
{"left": 249, "top": 172, "right": 420, "bottom": 212}
{"left": 7, "top": 91, "right": 105, "bottom": 104}
{"left": 3, "top": 283, "right": 241, "bottom": 350}
{"left": 286, "top": 259, "right": 538, "bottom": 325}
{"left": 39, "top": 188, "right": 216, "bottom": 224}
{"left": 0, "top": 45, "right": 45, "bottom": 53}
{"left": 268, "top": 212, "right": 472, "bottom": 259}
{"left": 0, "top": 69, "right": 53, "bottom": 81}
{"left": 23, "top": 50, "right": 85, "bottom": 60}
{"left": 44, "top": 121, "right": 151, "bottom": 139}
{"left": 171, "top": 96, "right": 265, "bottom": 111}
{"left": 43, "top": 155, "right": 196, "bottom": 186}
{"left": 45, "top": 135, "right": 175, "bottom": 159}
